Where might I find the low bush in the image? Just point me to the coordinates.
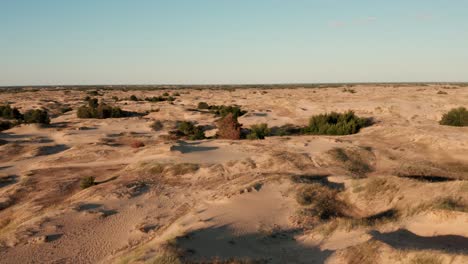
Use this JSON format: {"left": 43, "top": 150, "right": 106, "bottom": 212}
{"left": 439, "top": 107, "right": 468, "bottom": 127}
{"left": 23, "top": 109, "right": 50, "bottom": 124}
{"left": 163, "top": 92, "right": 169, "bottom": 96}
{"left": 197, "top": 102, "right": 210, "bottom": 109}
{"left": 303, "top": 111, "right": 371, "bottom": 135}
{"left": 77, "top": 101, "right": 127, "bottom": 119}
{"left": 80, "top": 176, "right": 95, "bottom": 189}
{"left": 211, "top": 105, "right": 246, "bottom": 119}
{"left": 0, "top": 104, "right": 23, "bottom": 120}
{"left": 196, "top": 102, "right": 247, "bottom": 118}
{"left": 216, "top": 113, "right": 242, "bottom": 140}
{"left": 176, "top": 121, "right": 205, "bottom": 140}
{"left": 150, "top": 120, "right": 164, "bottom": 131}
{"left": 296, "top": 184, "right": 344, "bottom": 220}
{"left": 129, "top": 95, "right": 139, "bottom": 101}
{"left": 0, "top": 121, "right": 14, "bottom": 131}
{"left": 246, "top": 123, "right": 270, "bottom": 140}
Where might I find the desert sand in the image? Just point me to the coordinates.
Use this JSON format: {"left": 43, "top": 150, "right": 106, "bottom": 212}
{"left": 0, "top": 84, "right": 467, "bottom": 263}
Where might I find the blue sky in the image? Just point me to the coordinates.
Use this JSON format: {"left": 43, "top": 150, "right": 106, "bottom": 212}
{"left": 1, "top": 0, "right": 468, "bottom": 85}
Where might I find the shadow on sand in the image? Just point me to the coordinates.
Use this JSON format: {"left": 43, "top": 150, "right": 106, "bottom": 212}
{"left": 370, "top": 229, "right": 468, "bottom": 254}
{"left": 175, "top": 225, "right": 333, "bottom": 263}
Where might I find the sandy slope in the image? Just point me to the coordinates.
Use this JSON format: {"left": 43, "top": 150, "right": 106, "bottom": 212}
{"left": 0, "top": 84, "right": 467, "bottom": 263}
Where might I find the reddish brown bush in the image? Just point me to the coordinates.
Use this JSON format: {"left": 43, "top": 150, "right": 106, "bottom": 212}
{"left": 216, "top": 113, "right": 242, "bottom": 140}
{"left": 130, "top": 140, "right": 145, "bottom": 148}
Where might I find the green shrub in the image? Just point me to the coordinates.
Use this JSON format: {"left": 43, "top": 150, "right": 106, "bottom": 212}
{"left": 163, "top": 92, "right": 169, "bottom": 96}
{"left": 176, "top": 121, "right": 205, "bottom": 140}
{"left": 211, "top": 105, "right": 246, "bottom": 119}
{"left": 439, "top": 107, "right": 468, "bottom": 127}
{"left": 87, "top": 90, "right": 99, "bottom": 96}
{"left": 0, "top": 105, "right": 23, "bottom": 120}
{"left": 23, "top": 109, "right": 50, "bottom": 124}
{"left": 197, "top": 102, "right": 210, "bottom": 109}
{"left": 303, "top": 111, "right": 370, "bottom": 135}
{"left": 87, "top": 98, "right": 99, "bottom": 108}
{"left": 246, "top": 123, "right": 270, "bottom": 140}
{"left": 80, "top": 176, "right": 95, "bottom": 189}
{"left": 130, "top": 95, "right": 139, "bottom": 101}
{"left": 172, "top": 92, "right": 180, "bottom": 96}
{"left": 77, "top": 102, "right": 126, "bottom": 119}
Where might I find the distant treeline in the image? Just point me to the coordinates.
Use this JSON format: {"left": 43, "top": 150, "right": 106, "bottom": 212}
{"left": 1, "top": 82, "right": 468, "bottom": 93}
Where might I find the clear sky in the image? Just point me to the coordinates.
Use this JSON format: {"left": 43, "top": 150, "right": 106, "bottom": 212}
{"left": 1, "top": 0, "right": 467, "bottom": 86}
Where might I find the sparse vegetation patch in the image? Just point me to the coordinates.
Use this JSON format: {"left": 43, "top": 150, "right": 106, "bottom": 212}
{"left": 439, "top": 107, "right": 468, "bottom": 126}
{"left": 303, "top": 111, "right": 371, "bottom": 135}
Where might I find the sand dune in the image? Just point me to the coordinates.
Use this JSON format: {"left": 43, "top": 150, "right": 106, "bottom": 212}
{"left": 0, "top": 84, "right": 467, "bottom": 263}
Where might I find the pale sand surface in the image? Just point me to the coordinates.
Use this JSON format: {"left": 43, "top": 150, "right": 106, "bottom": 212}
{"left": 0, "top": 84, "right": 467, "bottom": 263}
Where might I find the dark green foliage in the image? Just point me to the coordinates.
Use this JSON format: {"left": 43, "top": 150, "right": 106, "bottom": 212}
{"left": 196, "top": 102, "right": 246, "bottom": 118}
{"left": 87, "top": 90, "right": 99, "bottom": 96}
{"left": 144, "top": 95, "right": 174, "bottom": 102}
{"left": 163, "top": 92, "right": 169, "bottom": 96}
{"left": 0, "top": 121, "right": 14, "bottom": 131}
{"left": 87, "top": 98, "right": 99, "bottom": 108}
{"left": 80, "top": 176, "right": 95, "bottom": 189}
{"left": 176, "top": 121, "right": 205, "bottom": 140}
{"left": 0, "top": 105, "right": 23, "bottom": 120}
{"left": 23, "top": 109, "right": 50, "bottom": 124}
{"left": 172, "top": 92, "right": 180, "bottom": 96}
{"left": 77, "top": 101, "right": 126, "bottom": 119}
{"left": 130, "top": 95, "right": 139, "bottom": 101}
{"left": 272, "top": 124, "right": 302, "bottom": 136}
{"left": 212, "top": 105, "right": 246, "bottom": 119}
{"left": 303, "top": 111, "right": 370, "bottom": 135}
{"left": 439, "top": 107, "right": 468, "bottom": 127}
{"left": 112, "top": 96, "right": 119, "bottom": 101}
{"left": 246, "top": 123, "right": 270, "bottom": 140}
{"left": 197, "top": 102, "right": 210, "bottom": 109}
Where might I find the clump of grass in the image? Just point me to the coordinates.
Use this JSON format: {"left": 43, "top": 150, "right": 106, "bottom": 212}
{"left": 148, "top": 163, "right": 200, "bottom": 176}
{"left": 327, "top": 147, "right": 374, "bottom": 177}
{"left": 361, "top": 177, "right": 399, "bottom": 200}
{"left": 80, "top": 176, "right": 95, "bottom": 189}
{"left": 343, "top": 241, "right": 382, "bottom": 264}
{"left": 246, "top": 123, "right": 270, "bottom": 140}
{"left": 439, "top": 107, "right": 468, "bottom": 127}
{"left": 296, "top": 184, "right": 345, "bottom": 221}
{"left": 434, "top": 197, "right": 467, "bottom": 212}
{"left": 410, "top": 253, "right": 443, "bottom": 264}
{"left": 303, "top": 111, "right": 371, "bottom": 135}
{"left": 437, "top": 90, "right": 448, "bottom": 95}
